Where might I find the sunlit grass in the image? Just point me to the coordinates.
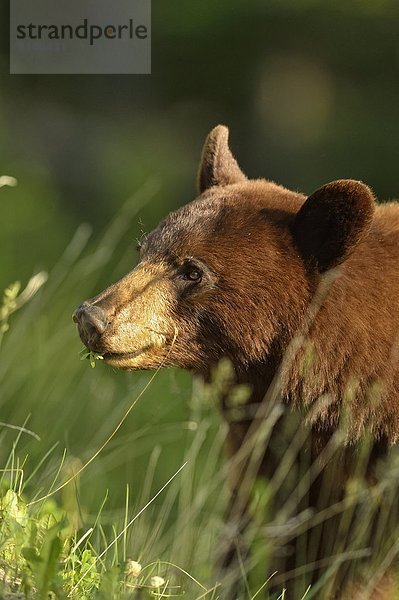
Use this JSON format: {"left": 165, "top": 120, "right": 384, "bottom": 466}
{"left": 0, "top": 183, "right": 229, "bottom": 599}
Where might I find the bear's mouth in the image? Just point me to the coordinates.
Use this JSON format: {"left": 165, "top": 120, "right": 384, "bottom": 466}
{"left": 103, "top": 349, "right": 147, "bottom": 361}
{"left": 100, "top": 344, "right": 170, "bottom": 371}
{"left": 102, "top": 343, "right": 157, "bottom": 363}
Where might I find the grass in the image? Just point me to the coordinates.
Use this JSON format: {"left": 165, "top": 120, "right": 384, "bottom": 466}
{"left": 0, "top": 182, "right": 231, "bottom": 599}
{"left": 2, "top": 181, "right": 399, "bottom": 599}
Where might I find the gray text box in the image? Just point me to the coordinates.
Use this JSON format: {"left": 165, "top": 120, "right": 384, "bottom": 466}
{"left": 10, "top": 0, "right": 151, "bottom": 74}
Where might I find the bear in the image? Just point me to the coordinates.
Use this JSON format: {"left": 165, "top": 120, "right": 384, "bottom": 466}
{"left": 74, "top": 125, "right": 399, "bottom": 599}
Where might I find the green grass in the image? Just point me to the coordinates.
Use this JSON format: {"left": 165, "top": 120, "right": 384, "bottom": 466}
{"left": 0, "top": 183, "right": 232, "bottom": 599}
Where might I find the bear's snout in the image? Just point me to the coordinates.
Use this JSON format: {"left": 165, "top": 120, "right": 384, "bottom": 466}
{"left": 73, "top": 302, "right": 110, "bottom": 350}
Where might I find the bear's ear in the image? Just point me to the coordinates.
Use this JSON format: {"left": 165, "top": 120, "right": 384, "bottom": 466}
{"left": 292, "top": 179, "right": 375, "bottom": 272}
{"left": 198, "top": 125, "right": 247, "bottom": 193}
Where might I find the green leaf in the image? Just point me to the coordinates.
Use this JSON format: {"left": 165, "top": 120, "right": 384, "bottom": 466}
{"left": 22, "top": 546, "right": 42, "bottom": 563}
{"left": 26, "top": 523, "right": 63, "bottom": 600}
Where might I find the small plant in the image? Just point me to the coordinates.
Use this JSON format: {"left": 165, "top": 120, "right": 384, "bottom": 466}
{"left": 0, "top": 487, "right": 191, "bottom": 599}
{"left": 0, "top": 282, "right": 21, "bottom": 343}
{"left": 0, "top": 273, "right": 47, "bottom": 348}
{"left": 79, "top": 347, "right": 104, "bottom": 369}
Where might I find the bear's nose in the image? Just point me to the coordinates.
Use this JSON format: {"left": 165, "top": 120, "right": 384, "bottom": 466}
{"left": 73, "top": 303, "right": 109, "bottom": 345}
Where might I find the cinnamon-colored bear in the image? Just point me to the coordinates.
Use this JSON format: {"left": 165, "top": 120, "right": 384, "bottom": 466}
{"left": 74, "top": 126, "right": 399, "bottom": 599}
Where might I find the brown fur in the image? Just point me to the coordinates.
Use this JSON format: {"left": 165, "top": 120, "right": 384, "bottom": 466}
{"left": 74, "top": 126, "right": 399, "bottom": 598}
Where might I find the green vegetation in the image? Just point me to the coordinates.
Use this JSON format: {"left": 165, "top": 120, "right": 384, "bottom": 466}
{"left": 0, "top": 466, "right": 206, "bottom": 599}
{"left": 0, "top": 184, "right": 229, "bottom": 599}
{"left": 80, "top": 349, "right": 104, "bottom": 369}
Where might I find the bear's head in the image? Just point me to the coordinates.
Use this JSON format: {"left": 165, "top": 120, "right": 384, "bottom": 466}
{"left": 73, "top": 126, "right": 375, "bottom": 375}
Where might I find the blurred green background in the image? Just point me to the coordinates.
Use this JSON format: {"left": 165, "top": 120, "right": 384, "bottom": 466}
{"left": 2, "top": 1, "right": 399, "bottom": 286}
{"left": 1, "top": 0, "right": 399, "bottom": 585}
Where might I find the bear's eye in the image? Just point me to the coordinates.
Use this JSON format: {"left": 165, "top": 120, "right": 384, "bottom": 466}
{"left": 180, "top": 262, "right": 204, "bottom": 283}
{"left": 184, "top": 268, "right": 203, "bottom": 282}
